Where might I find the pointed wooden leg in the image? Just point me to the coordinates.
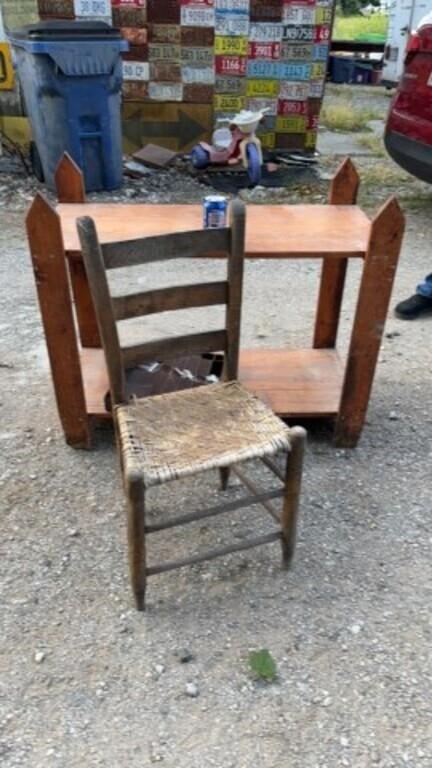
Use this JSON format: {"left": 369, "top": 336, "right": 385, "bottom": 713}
{"left": 220, "top": 467, "right": 230, "bottom": 490}
{"left": 281, "top": 427, "right": 306, "bottom": 569}
{"left": 126, "top": 471, "right": 147, "bottom": 611}
{"left": 335, "top": 197, "right": 405, "bottom": 447}
{"left": 26, "top": 194, "right": 90, "bottom": 449}
{"left": 314, "top": 158, "right": 360, "bottom": 349}
{"left": 54, "top": 152, "right": 101, "bottom": 349}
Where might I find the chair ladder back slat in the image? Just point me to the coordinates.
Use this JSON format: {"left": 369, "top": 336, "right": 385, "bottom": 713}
{"left": 112, "top": 281, "right": 228, "bottom": 321}
{"left": 76, "top": 216, "right": 126, "bottom": 404}
{"left": 225, "top": 199, "right": 246, "bottom": 381}
{"left": 123, "top": 330, "right": 228, "bottom": 370}
{"left": 102, "top": 228, "right": 231, "bottom": 269}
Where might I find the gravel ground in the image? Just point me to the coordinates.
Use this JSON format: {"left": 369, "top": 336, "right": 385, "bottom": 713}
{"left": 1, "top": 85, "right": 432, "bottom": 767}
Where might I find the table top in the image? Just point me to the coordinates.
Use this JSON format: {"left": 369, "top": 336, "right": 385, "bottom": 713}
{"left": 57, "top": 203, "right": 371, "bottom": 260}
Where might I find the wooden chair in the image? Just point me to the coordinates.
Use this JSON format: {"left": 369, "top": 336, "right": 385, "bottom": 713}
{"left": 77, "top": 201, "right": 306, "bottom": 610}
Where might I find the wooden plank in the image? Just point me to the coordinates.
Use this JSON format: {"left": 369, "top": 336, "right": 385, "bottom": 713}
{"left": 54, "top": 153, "right": 86, "bottom": 204}
{"left": 58, "top": 203, "right": 371, "bottom": 261}
{"left": 80, "top": 347, "right": 345, "bottom": 420}
{"left": 77, "top": 216, "right": 126, "bottom": 406}
{"left": 25, "top": 194, "right": 90, "bottom": 448}
{"left": 314, "top": 157, "right": 361, "bottom": 349}
{"left": 239, "top": 348, "right": 344, "bottom": 417}
{"left": 113, "top": 281, "right": 228, "bottom": 321}
{"left": 335, "top": 197, "right": 405, "bottom": 448}
{"left": 102, "top": 228, "right": 231, "bottom": 269}
{"left": 225, "top": 199, "right": 246, "bottom": 381}
{"left": 123, "top": 330, "right": 227, "bottom": 369}
{"left": 54, "top": 153, "right": 101, "bottom": 349}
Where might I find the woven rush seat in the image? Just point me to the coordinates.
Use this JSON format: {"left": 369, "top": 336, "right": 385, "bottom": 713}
{"left": 117, "top": 380, "right": 291, "bottom": 488}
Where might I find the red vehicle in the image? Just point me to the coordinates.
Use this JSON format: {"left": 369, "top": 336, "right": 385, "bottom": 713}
{"left": 385, "top": 11, "right": 432, "bottom": 183}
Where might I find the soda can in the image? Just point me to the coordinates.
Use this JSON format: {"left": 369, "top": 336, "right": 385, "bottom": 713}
{"left": 203, "top": 195, "right": 228, "bottom": 229}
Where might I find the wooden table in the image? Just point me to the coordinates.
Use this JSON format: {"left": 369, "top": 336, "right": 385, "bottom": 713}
{"left": 26, "top": 154, "right": 405, "bottom": 450}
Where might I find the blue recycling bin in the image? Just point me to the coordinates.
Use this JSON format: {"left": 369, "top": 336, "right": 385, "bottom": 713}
{"left": 9, "top": 21, "right": 128, "bottom": 192}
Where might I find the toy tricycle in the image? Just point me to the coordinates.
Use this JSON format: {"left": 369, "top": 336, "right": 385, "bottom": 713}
{"left": 191, "top": 108, "right": 269, "bottom": 186}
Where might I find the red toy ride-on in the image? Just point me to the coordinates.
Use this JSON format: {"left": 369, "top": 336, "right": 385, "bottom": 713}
{"left": 191, "top": 108, "right": 269, "bottom": 186}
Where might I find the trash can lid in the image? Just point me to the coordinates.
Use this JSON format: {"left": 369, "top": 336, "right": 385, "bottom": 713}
{"left": 10, "top": 20, "right": 123, "bottom": 42}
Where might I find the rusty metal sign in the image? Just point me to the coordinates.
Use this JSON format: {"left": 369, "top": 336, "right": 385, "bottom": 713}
{"left": 183, "top": 83, "right": 214, "bottom": 103}
{"left": 149, "top": 24, "right": 181, "bottom": 44}
{"left": 181, "top": 47, "right": 214, "bottom": 65}
{"left": 181, "top": 26, "right": 215, "bottom": 46}
{"left": 148, "top": 43, "right": 181, "bottom": 62}
{"left": 38, "top": 0, "right": 74, "bottom": 17}
{"left": 250, "top": 0, "right": 283, "bottom": 22}
{"left": 147, "top": 0, "right": 180, "bottom": 23}
{"left": 150, "top": 61, "right": 182, "bottom": 81}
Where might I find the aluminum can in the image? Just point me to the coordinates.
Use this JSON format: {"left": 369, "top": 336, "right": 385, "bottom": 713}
{"left": 203, "top": 195, "right": 228, "bottom": 229}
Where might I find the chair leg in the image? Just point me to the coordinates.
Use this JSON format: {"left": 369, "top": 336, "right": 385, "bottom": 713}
{"left": 126, "top": 471, "right": 147, "bottom": 611}
{"left": 220, "top": 467, "right": 231, "bottom": 491}
{"left": 281, "top": 427, "right": 306, "bottom": 569}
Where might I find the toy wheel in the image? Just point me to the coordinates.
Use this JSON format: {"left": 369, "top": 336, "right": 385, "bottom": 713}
{"left": 191, "top": 145, "right": 210, "bottom": 169}
{"left": 246, "top": 143, "right": 261, "bottom": 186}
{"left": 30, "top": 141, "right": 44, "bottom": 183}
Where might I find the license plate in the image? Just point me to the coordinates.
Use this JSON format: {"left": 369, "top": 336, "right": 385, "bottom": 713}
{"left": 282, "top": 5, "right": 315, "bottom": 24}
{"left": 248, "top": 42, "right": 281, "bottom": 59}
{"left": 74, "top": 0, "right": 111, "bottom": 15}
{"left": 282, "top": 24, "right": 314, "bottom": 43}
{"left": 249, "top": 23, "right": 283, "bottom": 42}
{"left": 246, "top": 79, "right": 280, "bottom": 97}
{"left": 181, "top": 6, "right": 215, "bottom": 26}
{"left": 309, "top": 78, "right": 325, "bottom": 97}
{"left": 275, "top": 116, "right": 307, "bottom": 133}
{"left": 214, "top": 94, "right": 246, "bottom": 111}
{"left": 181, "top": 47, "right": 214, "bottom": 65}
{"left": 215, "top": 75, "right": 247, "bottom": 94}
{"left": 122, "top": 60, "right": 149, "bottom": 80}
{"left": 215, "top": 55, "right": 247, "bottom": 76}
{"left": 281, "top": 43, "right": 312, "bottom": 60}
{"left": 279, "top": 62, "right": 311, "bottom": 81}
{"left": 215, "top": 15, "right": 249, "bottom": 36}
{"left": 215, "top": 0, "right": 249, "bottom": 10}
{"left": 148, "top": 43, "right": 181, "bottom": 61}
{"left": 314, "top": 24, "right": 330, "bottom": 43}
{"left": 148, "top": 82, "right": 183, "bottom": 101}
{"left": 182, "top": 65, "right": 215, "bottom": 84}
{"left": 277, "top": 99, "right": 307, "bottom": 116}
{"left": 247, "top": 97, "right": 278, "bottom": 115}
{"left": 247, "top": 59, "right": 281, "bottom": 79}
{"left": 214, "top": 36, "right": 248, "bottom": 55}
{"left": 313, "top": 44, "right": 329, "bottom": 61}
{"left": 279, "top": 81, "right": 309, "bottom": 100}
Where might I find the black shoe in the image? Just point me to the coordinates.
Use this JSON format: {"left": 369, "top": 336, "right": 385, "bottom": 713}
{"left": 394, "top": 293, "right": 432, "bottom": 319}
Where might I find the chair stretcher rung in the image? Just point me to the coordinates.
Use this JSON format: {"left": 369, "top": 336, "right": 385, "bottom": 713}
{"left": 145, "top": 490, "right": 284, "bottom": 533}
{"left": 146, "top": 531, "right": 282, "bottom": 576}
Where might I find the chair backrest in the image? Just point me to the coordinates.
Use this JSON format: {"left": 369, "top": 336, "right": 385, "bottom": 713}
{"left": 77, "top": 200, "right": 246, "bottom": 407}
